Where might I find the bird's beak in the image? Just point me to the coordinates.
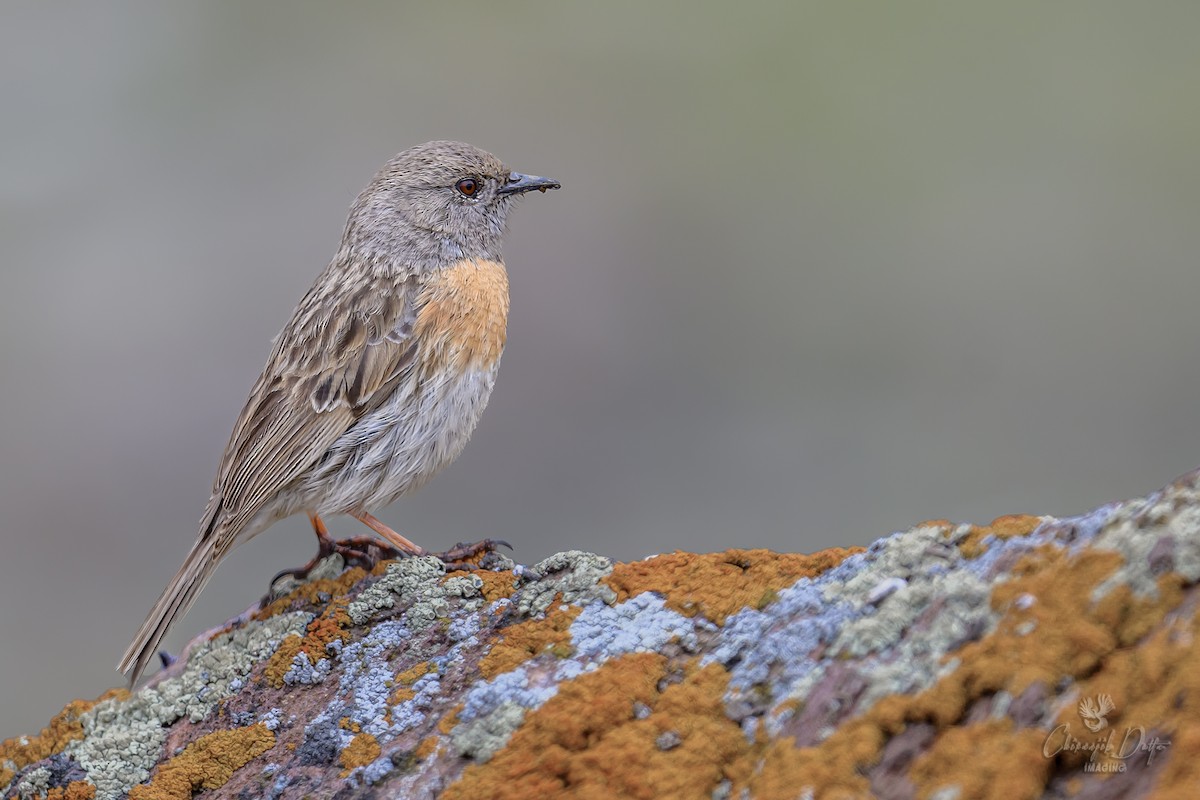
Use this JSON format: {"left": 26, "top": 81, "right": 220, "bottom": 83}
{"left": 498, "top": 172, "right": 561, "bottom": 195}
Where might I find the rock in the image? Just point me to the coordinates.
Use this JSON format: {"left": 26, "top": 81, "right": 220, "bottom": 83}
{"left": 4, "top": 469, "right": 1200, "bottom": 799}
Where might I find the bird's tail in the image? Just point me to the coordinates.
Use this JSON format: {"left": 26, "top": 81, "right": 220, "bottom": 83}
{"left": 117, "top": 524, "right": 226, "bottom": 687}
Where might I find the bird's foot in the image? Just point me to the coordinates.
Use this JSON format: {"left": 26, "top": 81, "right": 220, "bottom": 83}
{"left": 264, "top": 535, "right": 400, "bottom": 602}
{"left": 264, "top": 535, "right": 512, "bottom": 604}
{"left": 428, "top": 538, "right": 513, "bottom": 571}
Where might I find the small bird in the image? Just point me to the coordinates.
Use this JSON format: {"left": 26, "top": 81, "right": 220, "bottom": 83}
{"left": 119, "top": 141, "right": 559, "bottom": 686}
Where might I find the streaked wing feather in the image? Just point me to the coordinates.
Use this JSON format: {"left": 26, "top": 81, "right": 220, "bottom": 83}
{"left": 209, "top": 270, "right": 421, "bottom": 536}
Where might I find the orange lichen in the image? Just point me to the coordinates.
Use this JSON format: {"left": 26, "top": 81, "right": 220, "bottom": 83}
{"left": 902, "top": 547, "right": 1126, "bottom": 706}
{"left": 1044, "top": 573, "right": 1198, "bottom": 790}
{"left": 389, "top": 660, "right": 436, "bottom": 706}
{"left": 444, "top": 569, "right": 516, "bottom": 603}
{"left": 604, "top": 548, "right": 863, "bottom": 625}
{"left": 414, "top": 736, "right": 440, "bottom": 762}
{"left": 339, "top": 733, "right": 382, "bottom": 775}
{"left": 254, "top": 566, "right": 367, "bottom": 620}
{"left": 736, "top": 543, "right": 1197, "bottom": 797}
{"left": 50, "top": 784, "right": 95, "bottom": 800}
{"left": 734, "top": 735, "right": 876, "bottom": 800}
{"left": 958, "top": 514, "right": 1042, "bottom": 558}
{"left": 0, "top": 689, "right": 127, "bottom": 787}
{"left": 437, "top": 536, "right": 1199, "bottom": 799}
{"left": 263, "top": 597, "right": 354, "bottom": 687}
{"left": 478, "top": 605, "right": 581, "bottom": 679}
{"left": 264, "top": 637, "right": 303, "bottom": 687}
{"left": 1155, "top": 726, "right": 1200, "bottom": 800}
{"left": 867, "top": 548, "right": 1139, "bottom": 728}
{"left": 909, "top": 721, "right": 1050, "bottom": 799}
{"left": 396, "top": 660, "right": 434, "bottom": 685}
{"left": 438, "top": 705, "right": 462, "bottom": 736}
{"left": 740, "top": 719, "right": 1052, "bottom": 800}
{"left": 443, "top": 653, "right": 750, "bottom": 800}
{"left": 44, "top": 781, "right": 96, "bottom": 800}
{"left": 127, "top": 723, "right": 274, "bottom": 800}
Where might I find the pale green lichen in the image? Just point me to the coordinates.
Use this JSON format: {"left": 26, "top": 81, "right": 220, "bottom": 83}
{"left": 832, "top": 570, "right": 993, "bottom": 660}
{"left": 821, "top": 523, "right": 967, "bottom": 606}
{"left": 443, "top": 573, "right": 484, "bottom": 599}
{"left": 343, "top": 557, "right": 489, "bottom": 632}
{"left": 346, "top": 557, "right": 445, "bottom": 627}
{"left": 834, "top": 570, "right": 997, "bottom": 712}
{"left": 403, "top": 572, "right": 479, "bottom": 631}
{"left": 778, "top": 522, "right": 1003, "bottom": 726}
{"left": 449, "top": 702, "right": 528, "bottom": 762}
{"left": 72, "top": 611, "right": 310, "bottom": 800}
{"left": 1090, "top": 483, "right": 1200, "bottom": 600}
{"left": 14, "top": 765, "right": 50, "bottom": 800}
{"left": 439, "top": 575, "right": 486, "bottom": 619}
{"left": 512, "top": 551, "right": 616, "bottom": 618}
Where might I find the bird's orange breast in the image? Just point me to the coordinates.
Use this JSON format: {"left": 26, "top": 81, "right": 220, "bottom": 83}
{"left": 413, "top": 258, "right": 510, "bottom": 374}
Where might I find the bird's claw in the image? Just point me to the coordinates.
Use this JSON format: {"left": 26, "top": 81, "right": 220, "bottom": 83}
{"left": 430, "top": 538, "right": 513, "bottom": 571}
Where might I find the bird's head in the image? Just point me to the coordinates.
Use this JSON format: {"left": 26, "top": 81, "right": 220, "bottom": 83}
{"left": 343, "top": 140, "right": 560, "bottom": 269}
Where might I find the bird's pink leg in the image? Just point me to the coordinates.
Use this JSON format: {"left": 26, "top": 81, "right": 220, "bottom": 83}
{"left": 351, "top": 512, "right": 512, "bottom": 568}
{"left": 352, "top": 511, "right": 426, "bottom": 555}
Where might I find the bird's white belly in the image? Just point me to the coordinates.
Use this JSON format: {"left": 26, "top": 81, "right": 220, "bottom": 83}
{"left": 297, "top": 362, "right": 500, "bottom": 514}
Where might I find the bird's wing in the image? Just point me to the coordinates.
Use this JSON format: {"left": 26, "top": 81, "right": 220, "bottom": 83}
{"left": 205, "top": 268, "right": 422, "bottom": 539}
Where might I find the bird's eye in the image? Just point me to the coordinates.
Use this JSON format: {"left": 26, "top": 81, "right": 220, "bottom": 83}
{"left": 456, "top": 178, "right": 479, "bottom": 197}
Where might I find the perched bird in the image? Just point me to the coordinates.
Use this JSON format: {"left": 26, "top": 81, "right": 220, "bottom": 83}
{"left": 118, "top": 141, "right": 559, "bottom": 686}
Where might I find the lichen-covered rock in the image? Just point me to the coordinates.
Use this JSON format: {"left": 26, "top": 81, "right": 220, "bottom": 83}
{"left": 5, "top": 470, "right": 1200, "bottom": 799}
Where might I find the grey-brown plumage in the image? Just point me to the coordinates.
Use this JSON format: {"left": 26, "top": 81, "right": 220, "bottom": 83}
{"left": 119, "top": 141, "right": 559, "bottom": 686}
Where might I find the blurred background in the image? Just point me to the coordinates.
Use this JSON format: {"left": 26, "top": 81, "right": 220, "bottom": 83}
{"left": 2, "top": 1, "right": 1199, "bottom": 737}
